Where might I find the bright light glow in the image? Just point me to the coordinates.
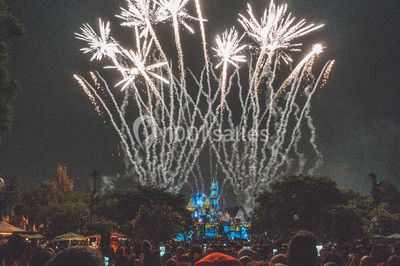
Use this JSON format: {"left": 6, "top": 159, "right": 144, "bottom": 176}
{"left": 213, "top": 27, "right": 247, "bottom": 69}
{"left": 107, "top": 41, "right": 169, "bottom": 91}
{"left": 312, "top": 43, "right": 324, "bottom": 55}
{"left": 75, "top": 18, "right": 119, "bottom": 61}
{"left": 117, "top": 0, "right": 168, "bottom": 36}
{"left": 239, "top": 1, "right": 324, "bottom": 63}
{"left": 155, "top": 0, "right": 196, "bottom": 33}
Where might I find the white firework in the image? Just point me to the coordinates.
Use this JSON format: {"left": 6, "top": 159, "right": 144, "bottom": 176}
{"left": 117, "top": 0, "right": 168, "bottom": 36}
{"left": 155, "top": 0, "right": 197, "bottom": 86}
{"left": 155, "top": 0, "right": 197, "bottom": 33}
{"left": 107, "top": 38, "right": 169, "bottom": 92}
{"left": 213, "top": 27, "right": 247, "bottom": 69}
{"left": 213, "top": 28, "right": 247, "bottom": 105}
{"left": 239, "top": 1, "right": 324, "bottom": 63}
{"left": 75, "top": 18, "right": 119, "bottom": 61}
{"left": 112, "top": 50, "right": 169, "bottom": 91}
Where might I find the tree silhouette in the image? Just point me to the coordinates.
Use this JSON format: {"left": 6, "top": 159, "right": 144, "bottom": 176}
{"left": 0, "top": 2, "right": 25, "bottom": 142}
{"left": 51, "top": 165, "right": 74, "bottom": 193}
{"left": 250, "top": 175, "right": 344, "bottom": 236}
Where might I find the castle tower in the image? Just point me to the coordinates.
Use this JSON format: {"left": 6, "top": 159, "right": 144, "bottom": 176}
{"left": 209, "top": 177, "right": 220, "bottom": 212}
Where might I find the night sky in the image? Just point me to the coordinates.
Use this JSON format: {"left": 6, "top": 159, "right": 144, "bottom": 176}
{"left": 1, "top": 0, "right": 399, "bottom": 192}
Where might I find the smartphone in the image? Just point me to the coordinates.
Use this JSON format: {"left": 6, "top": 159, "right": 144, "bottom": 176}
{"left": 273, "top": 248, "right": 278, "bottom": 254}
{"left": 104, "top": 256, "right": 110, "bottom": 266}
{"left": 223, "top": 243, "right": 227, "bottom": 247}
{"left": 316, "top": 245, "right": 323, "bottom": 255}
{"left": 160, "top": 246, "right": 166, "bottom": 256}
{"left": 203, "top": 244, "right": 207, "bottom": 252}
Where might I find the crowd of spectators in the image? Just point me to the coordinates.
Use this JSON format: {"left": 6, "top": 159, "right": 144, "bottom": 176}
{"left": 0, "top": 230, "right": 399, "bottom": 265}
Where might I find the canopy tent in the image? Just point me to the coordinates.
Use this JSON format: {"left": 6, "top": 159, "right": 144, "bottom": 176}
{"left": 18, "top": 233, "right": 44, "bottom": 239}
{"left": 0, "top": 221, "right": 24, "bottom": 235}
{"left": 54, "top": 232, "right": 87, "bottom": 242}
{"left": 387, "top": 234, "right": 400, "bottom": 239}
{"left": 110, "top": 232, "right": 127, "bottom": 240}
{"left": 87, "top": 232, "right": 127, "bottom": 241}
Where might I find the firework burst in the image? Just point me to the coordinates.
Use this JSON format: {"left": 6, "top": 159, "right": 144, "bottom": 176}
{"left": 239, "top": 1, "right": 324, "bottom": 89}
{"left": 117, "top": 0, "right": 167, "bottom": 35}
{"left": 213, "top": 28, "right": 247, "bottom": 69}
{"left": 155, "top": 0, "right": 197, "bottom": 33}
{"left": 213, "top": 27, "right": 247, "bottom": 105}
{"left": 239, "top": 1, "right": 324, "bottom": 55}
{"left": 155, "top": 0, "right": 197, "bottom": 86}
{"left": 105, "top": 35, "right": 169, "bottom": 103}
{"left": 75, "top": 18, "right": 119, "bottom": 61}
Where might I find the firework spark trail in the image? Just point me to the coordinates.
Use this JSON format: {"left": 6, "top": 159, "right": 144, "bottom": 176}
{"left": 268, "top": 53, "right": 315, "bottom": 177}
{"left": 176, "top": 68, "right": 231, "bottom": 186}
{"left": 98, "top": 32, "right": 155, "bottom": 151}
{"left": 133, "top": 66, "right": 206, "bottom": 191}
{"left": 120, "top": 90, "right": 130, "bottom": 117}
{"left": 194, "top": 0, "right": 211, "bottom": 89}
{"left": 75, "top": 73, "right": 102, "bottom": 115}
{"left": 118, "top": 0, "right": 169, "bottom": 62}
{"left": 214, "top": 48, "right": 332, "bottom": 209}
{"left": 239, "top": 1, "right": 324, "bottom": 89}
{"left": 90, "top": 72, "right": 149, "bottom": 183}
{"left": 217, "top": 74, "right": 238, "bottom": 170}
{"left": 97, "top": 74, "right": 151, "bottom": 182}
{"left": 263, "top": 80, "right": 297, "bottom": 179}
{"left": 73, "top": 75, "right": 141, "bottom": 176}
{"left": 156, "top": 0, "right": 196, "bottom": 87}
{"left": 218, "top": 65, "right": 254, "bottom": 196}
{"left": 286, "top": 101, "right": 306, "bottom": 175}
{"left": 213, "top": 27, "right": 246, "bottom": 105}
{"left": 269, "top": 60, "right": 335, "bottom": 182}
{"left": 95, "top": 72, "right": 136, "bottom": 150}
{"left": 173, "top": 16, "right": 186, "bottom": 86}
{"left": 275, "top": 45, "right": 322, "bottom": 100}
{"left": 190, "top": 69, "right": 236, "bottom": 189}
{"left": 147, "top": 20, "right": 169, "bottom": 62}
{"left": 305, "top": 103, "right": 323, "bottom": 174}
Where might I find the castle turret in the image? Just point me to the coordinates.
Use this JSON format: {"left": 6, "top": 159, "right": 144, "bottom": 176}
{"left": 182, "top": 177, "right": 248, "bottom": 240}
{"left": 209, "top": 176, "right": 220, "bottom": 211}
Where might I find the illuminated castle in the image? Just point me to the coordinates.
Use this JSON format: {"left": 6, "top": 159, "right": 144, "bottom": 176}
{"left": 185, "top": 177, "right": 248, "bottom": 240}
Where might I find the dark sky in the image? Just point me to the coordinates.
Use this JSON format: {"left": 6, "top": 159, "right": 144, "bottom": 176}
{"left": 1, "top": 0, "right": 399, "bottom": 192}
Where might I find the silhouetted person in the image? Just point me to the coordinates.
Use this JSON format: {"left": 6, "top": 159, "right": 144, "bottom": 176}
{"left": 270, "top": 253, "right": 287, "bottom": 265}
{"left": 100, "top": 232, "right": 114, "bottom": 259}
{"left": 29, "top": 248, "right": 55, "bottom": 266}
{"left": 359, "top": 255, "right": 374, "bottom": 266}
{"left": 46, "top": 247, "right": 103, "bottom": 266}
{"left": 141, "top": 240, "right": 157, "bottom": 266}
{"left": 115, "top": 248, "right": 129, "bottom": 266}
{"left": 387, "top": 255, "right": 400, "bottom": 266}
{"left": 371, "top": 244, "right": 387, "bottom": 265}
{"left": 3, "top": 235, "right": 28, "bottom": 265}
{"left": 392, "top": 242, "right": 400, "bottom": 256}
{"left": 287, "top": 231, "right": 318, "bottom": 266}
{"left": 321, "top": 253, "right": 345, "bottom": 266}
